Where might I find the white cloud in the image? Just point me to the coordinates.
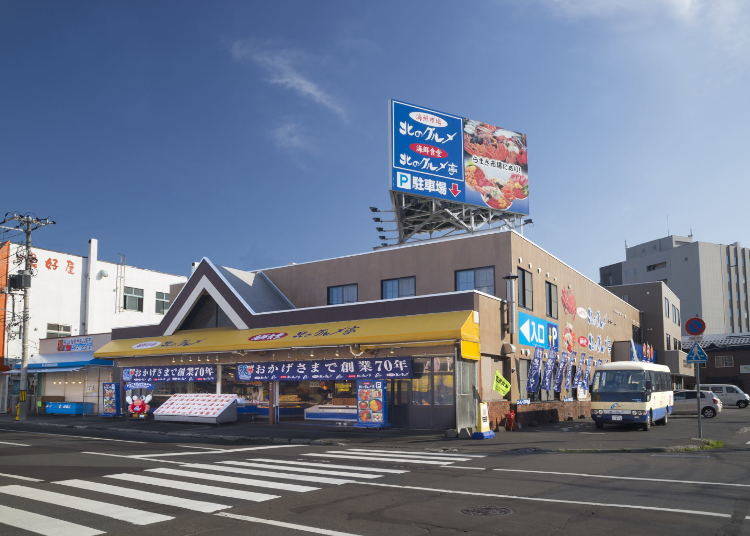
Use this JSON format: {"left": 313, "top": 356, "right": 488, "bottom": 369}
{"left": 231, "top": 41, "right": 347, "bottom": 120}
{"left": 271, "top": 121, "right": 315, "bottom": 153}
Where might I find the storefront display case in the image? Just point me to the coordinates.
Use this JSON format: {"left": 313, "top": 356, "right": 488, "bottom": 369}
{"left": 153, "top": 393, "right": 238, "bottom": 424}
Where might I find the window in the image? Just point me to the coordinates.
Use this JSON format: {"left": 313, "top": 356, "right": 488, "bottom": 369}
{"left": 672, "top": 305, "right": 679, "bottom": 324}
{"left": 715, "top": 355, "right": 734, "bottom": 368}
{"left": 155, "top": 291, "right": 170, "bottom": 315}
{"left": 123, "top": 286, "right": 144, "bottom": 312}
{"left": 710, "top": 386, "right": 725, "bottom": 393}
{"left": 647, "top": 261, "right": 667, "bottom": 271}
{"left": 327, "top": 284, "right": 357, "bottom": 305}
{"left": 664, "top": 297, "right": 670, "bottom": 318}
{"left": 545, "top": 281, "right": 558, "bottom": 319}
{"left": 726, "top": 386, "right": 739, "bottom": 393}
{"left": 666, "top": 333, "right": 671, "bottom": 350}
{"left": 517, "top": 268, "right": 533, "bottom": 309}
{"left": 46, "top": 323, "right": 71, "bottom": 338}
{"left": 455, "top": 266, "right": 495, "bottom": 295}
{"left": 674, "top": 340, "right": 681, "bottom": 351}
{"left": 381, "top": 276, "right": 416, "bottom": 299}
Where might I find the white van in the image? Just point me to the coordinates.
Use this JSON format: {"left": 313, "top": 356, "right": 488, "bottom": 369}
{"left": 702, "top": 384, "right": 749, "bottom": 408}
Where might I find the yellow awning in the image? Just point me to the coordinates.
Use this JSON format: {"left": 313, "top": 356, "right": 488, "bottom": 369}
{"left": 94, "top": 310, "right": 481, "bottom": 360}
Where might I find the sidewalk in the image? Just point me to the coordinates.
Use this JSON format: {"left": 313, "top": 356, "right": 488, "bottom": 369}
{"left": 2, "top": 412, "right": 747, "bottom": 452}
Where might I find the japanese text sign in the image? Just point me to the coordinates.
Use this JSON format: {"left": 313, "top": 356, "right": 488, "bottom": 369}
{"left": 237, "top": 357, "right": 412, "bottom": 382}
{"left": 121, "top": 365, "right": 216, "bottom": 383}
{"left": 492, "top": 371, "right": 511, "bottom": 396}
{"left": 356, "top": 379, "right": 387, "bottom": 427}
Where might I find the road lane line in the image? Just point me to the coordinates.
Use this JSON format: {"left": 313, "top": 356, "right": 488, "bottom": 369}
{"left": 176, "top": 445, "right": 229, "bottom": 451}
{"left": 248, "top": 458, "right": 408, "bottom": 473}
{"left": 145, "top": 467, "right": 319, "bottom": 492}
{"left": 220, "top": 461, "right": 383, "bottom": 479}
{"left": 0, "top": 485, "right": 173, "bottom": 525}
{"left": 325, "top": 450, "right": 470, "bottom": 462}
{"left": 0, "top": 428, "right": 146, "bottom": 444}
{"left": 0, "top": 472, "right": 43, "bottom": 482}
{"left": 0, "top": 440, "right": 30, "bottom": 446}
{"left": 181, "top": 463, "right": 353, "bottom": 485}
{"left": 106, "top": 473, "right": 279, "bottom": 501}
{"left": 354, "top": 482, "right": 746, "bottom": 520}
{"left": 492, "top": 468, "right": 750, "bottom": 488}
{"left": 0, "top": 504, "right": 104, "bottom": 536}
{"left": 445, "top": 466, "right": 485, "bottom": 470}
{"left": 81, "top": 452, "right": 189, "bottom": 464}
{"left": 55, "top": 479, "right": 230, "bottom": 513}
{"left": 346, "top": 448, "right": 485, "bottom": 458}
{"left": 215, "top": 511, "right": 364, "bottom": 536}
{"left": 132, "top": 444, "right": 304, "bottom": 458}
{"left": 304, "top": 453, "right": 452, "bottom": 465}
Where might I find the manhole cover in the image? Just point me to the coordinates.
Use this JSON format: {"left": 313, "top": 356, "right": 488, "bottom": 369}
{"left": 461, "top": 505, "right": 513, "bottom": 517}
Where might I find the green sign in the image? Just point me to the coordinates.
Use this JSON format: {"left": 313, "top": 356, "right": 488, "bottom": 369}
{"left": 493, "top": 371, "right": 511, "bottom": 396}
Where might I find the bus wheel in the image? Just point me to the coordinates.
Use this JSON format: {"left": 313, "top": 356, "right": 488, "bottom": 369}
{"left": 657, "top": 412, "right": 668, "bottom": 426}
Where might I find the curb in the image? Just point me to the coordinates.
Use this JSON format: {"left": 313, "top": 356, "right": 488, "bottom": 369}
{"left": 0, "top": 421, "right": 348, "bottom": 446}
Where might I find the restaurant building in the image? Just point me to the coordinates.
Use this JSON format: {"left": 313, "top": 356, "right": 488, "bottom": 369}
{"left": 96, "top": 229, "right": 641, "bottom": 432}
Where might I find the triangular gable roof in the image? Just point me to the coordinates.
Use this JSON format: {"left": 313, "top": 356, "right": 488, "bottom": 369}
{"left": 154, "top": 258, "right": 262, "bottom": 336}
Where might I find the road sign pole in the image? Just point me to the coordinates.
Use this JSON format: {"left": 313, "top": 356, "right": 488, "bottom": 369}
{"left": 695, "top": 363, "right": 702, "bottom": 439}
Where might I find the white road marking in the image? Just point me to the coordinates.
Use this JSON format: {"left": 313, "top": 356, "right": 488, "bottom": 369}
{"left": 326, "top": 449, "right": 470, "bottom": 462}
{"left": 445, "top": 466, "right": 486, "bottom": 470}
{"left": 81, "top": 451, "right": 188, "bottom": 464}
{"left": 304, "top": 453, "right": 452, "bottom": 465}
{"left": 0, "top": 504, "right": 104, "bottom": 536}
{"left": 131, "top": 444, "right": 304, "bottom": 458}
{"left": 176, "top": 445, "right": 228, "bottom": 451}
{"left": 0, "top": 485, "right": 173, "bottom": 525}
{"left": 492, "top": 468, "right": 750, "bottom": 488}
{"left": 220, "top": 461, "right": 383, "bottom": 479}
{"left": 145, "top": 467, "right": 319, "bottom": 492}
{"left": 55, "top": 479, "right": 230, "bottom": 513}
{"left": 0, "top": 428, "right": 146, "bottom": 444}
{"left": 346, "top": 448, "right": 485, "bottom": 458}
{"left": 0, "top": 440, "right": 30, "bottom": 446}
{"left": 0, "top": 472, "right": 43, "bottom": 482}
{"left": 216, "top": 511, "right": 364, "bottom": 536}
{"left": 106, "top": 473, "right": 279, "bottom": 501}
{"left": 181, "top": 463, "right": 353, "bottom": 485}
{"left": 355, "top": 482, "right": 749, "bottom": 520}
{"left": 248, "top": 458, "right": 408, "bottom": 474}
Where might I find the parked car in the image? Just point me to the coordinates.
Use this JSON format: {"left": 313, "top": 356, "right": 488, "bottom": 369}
{"left": 702, "top": 384, "right": 749, "bottom": 408}
{"left": 673, "top": 390, "right": 722, "bottom": 418}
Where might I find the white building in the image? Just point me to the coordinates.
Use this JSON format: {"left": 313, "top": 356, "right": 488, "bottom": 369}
{"left": 600, "top": 235, "right": 750, "bottom": 335}
{"left": 1, "top": 238, "right": 187, "bottom": 364}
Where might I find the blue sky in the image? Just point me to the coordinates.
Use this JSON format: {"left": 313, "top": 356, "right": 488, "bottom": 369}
{"left": 1, "top": 1, "right": 748, "bottom": 279}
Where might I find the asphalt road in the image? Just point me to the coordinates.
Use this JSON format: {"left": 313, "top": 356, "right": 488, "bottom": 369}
{"left": 0, "top": 412, "right": 748, "bottom": 535}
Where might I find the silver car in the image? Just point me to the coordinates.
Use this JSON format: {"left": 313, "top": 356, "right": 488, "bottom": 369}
{"left": 672, "top": 390, "right": 722, "bottom": 418}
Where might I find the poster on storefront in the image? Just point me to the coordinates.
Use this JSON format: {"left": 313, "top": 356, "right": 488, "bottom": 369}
{"left": 121, "top": 365, "right": 216, "bottom": 383}
{"left": 100, "top": 382, "right": 120, "bottom": 417}
{"left": 492, "top": 371, "right": 511, "bottom": 396}
{"left": 57, "top": 336, "right": 94, "bottom": 352}
{"left": 526, "top": 348, "right": 543, "bottom": 393}
{"left": 356, "top": 379, "right": 388, "bottom": 428}
{"left": 237, "top": 357, "right": 412, "bottom": 382}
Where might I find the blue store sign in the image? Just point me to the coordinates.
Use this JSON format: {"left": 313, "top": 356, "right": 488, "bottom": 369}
{"left": 518, "top": 311, "right": 558, "bottom": 350}
{"left": 237, "top": 357, "right": 412, "bottom": 382}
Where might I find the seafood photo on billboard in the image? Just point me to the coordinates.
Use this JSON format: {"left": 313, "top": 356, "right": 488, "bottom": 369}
{"left": 463, "top": 120, "right": 529, "bottom": 214}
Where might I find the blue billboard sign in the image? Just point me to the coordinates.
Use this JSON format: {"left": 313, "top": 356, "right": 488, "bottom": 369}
{"left": 518, "top": 311, "right": 558, "bottom": 350}
{"left": 121, "top": 365, "right": 216, "bottom": 383}
{"left": 391, "top": 100, "right": 529, "bottom": 215}
{"left": 237, "top": 357, "right": 412, "bottom": 382}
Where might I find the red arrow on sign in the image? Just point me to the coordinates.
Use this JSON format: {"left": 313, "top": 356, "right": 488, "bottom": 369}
{"left": 449, "top": 184, "right": 461, "bottom": 197}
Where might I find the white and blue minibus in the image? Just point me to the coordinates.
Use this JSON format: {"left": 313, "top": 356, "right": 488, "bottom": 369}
{"left": 590, "top": 361, "right": 673, "bottom": 431}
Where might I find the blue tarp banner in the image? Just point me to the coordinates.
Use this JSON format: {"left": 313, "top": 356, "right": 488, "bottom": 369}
{"left": 554, "top": 353, "right": 568, "bottom": 392}
{"left": 541, "top": 352, "right": 556, "bottom": 391}
{"left": 526, "top": 348, "right": 543, "bottom": 393}
{"left": 564, "top": 352, "right": 576, "bottom": 390}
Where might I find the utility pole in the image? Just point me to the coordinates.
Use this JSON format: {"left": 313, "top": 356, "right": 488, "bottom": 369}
{"left": 0, "top": 212, "right": 55, "bottom": 421}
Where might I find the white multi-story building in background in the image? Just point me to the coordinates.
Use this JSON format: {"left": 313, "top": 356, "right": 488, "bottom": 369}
{"left": 600, "top": 235, "right": 750, "bottom": 335}
{"left": 0, "top": 238, "right": 187, "bottom": 364}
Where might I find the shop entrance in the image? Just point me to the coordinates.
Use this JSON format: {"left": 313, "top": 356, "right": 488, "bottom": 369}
{"left": 388, "top": 356, "right": 456, "bottom": 430}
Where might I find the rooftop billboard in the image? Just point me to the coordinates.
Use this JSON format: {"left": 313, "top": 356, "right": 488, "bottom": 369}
{"left": 391, "top": 100, "right": 528, "bottom": 215}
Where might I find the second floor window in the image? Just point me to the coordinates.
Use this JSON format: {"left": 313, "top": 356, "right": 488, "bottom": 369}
{"left": 155, "top": 291, "right": 170, "bottom": 315}
{"left": 664, "top": 297, "right": 670, "bottom": 317}
{"left": 328, "top": 284, "right": 357, "bottom": 305}
{"left": 455, "top": 266, "right": 495, "bottom": 295}
{"left": 518, "top": 268, "right": 533, "bottom": 309}
{"left": 123, "top": 286, "right": 144, "bottom": 312}
{"left": 715, "top": 355, "right": 734, "bottom": 368}
{"left": 46, "top": 323, "right": 71, "bottom": 338}
{"left": 545, "top": 281, "right": 558, "bottom": 319}
{"left": 382, "top": 277, "right": 416, "bottom": 299}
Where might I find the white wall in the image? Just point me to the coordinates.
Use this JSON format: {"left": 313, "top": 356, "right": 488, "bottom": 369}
{"left": 3, "top": 240, "right": 186, "bottom": 362}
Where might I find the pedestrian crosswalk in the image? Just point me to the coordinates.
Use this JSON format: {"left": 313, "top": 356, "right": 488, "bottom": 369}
{"left": 0, "top": 447, "right": 483, "bottom": 535}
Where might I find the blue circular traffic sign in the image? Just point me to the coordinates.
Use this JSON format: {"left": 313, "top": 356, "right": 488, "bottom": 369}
{"left": 685, "top": 317, "right": 706, "bottom": 336}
